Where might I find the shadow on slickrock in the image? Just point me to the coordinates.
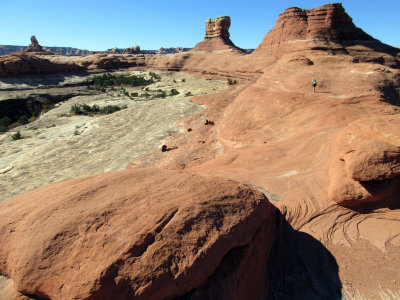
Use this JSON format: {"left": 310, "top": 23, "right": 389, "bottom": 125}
{"left": 175, "top": 210, "right": 342, "bottom": 300}
{"left": 265, "top": 212, "right": 342, "bottom": 300}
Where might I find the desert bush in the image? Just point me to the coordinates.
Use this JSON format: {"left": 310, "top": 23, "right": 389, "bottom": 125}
{"left": 149, "top": 72, "right": 161, "bottom": 80}
{"left": 70, "top": 103, "right": 126, "bottom": 116}
{"left": 170, "top": 89, "right": 179, "bottom": 96}
{"left": 0, "top": 116, "right": 12, "bottom": 128}
{"left": 131, "top": 92, "right": 138, "bottom": 97}
{"left": 18, "top": 115, "right": 29, "bottom": 125}
{"left": 12, "top": 131, "right": 22, "bottom": 140}
{"left": 92, "top": 73, "right": 153, "bottom": 90}
{"left": 227, "top": 79, "right": 237, "bottom": 85}
{"left": 181, "top": 79, "right": 186, "bottom": 82}
{"left": 153, "top": 91, "right": 167, "bottom": 99}
{"left": 185, "top": 91, "right": 192, "bottom": 97}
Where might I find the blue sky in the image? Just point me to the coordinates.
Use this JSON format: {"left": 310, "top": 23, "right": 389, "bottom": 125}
{"left": 1, "top": 0, "right": 399, "bottom": 51}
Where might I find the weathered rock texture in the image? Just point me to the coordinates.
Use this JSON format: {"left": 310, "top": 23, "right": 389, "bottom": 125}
{"left": 131, "top": 4, "right": 400, "bottom": 299}
{"left": 0, "top": 54, "right": 84, "bottom": 77}
{"left": 192, "top": 16, "right": 244, "bottom": 52}
{"left": 256, "top": 3, "right": 373, "bottom": 47}
{"left": 1, "top": 3, "right": 400, "bottom": 300}
{"left": 328, "top": 116, "right": 400, "bottom": 207}
{"left": 0, "top": 168, "right": 276, "bottom": 299}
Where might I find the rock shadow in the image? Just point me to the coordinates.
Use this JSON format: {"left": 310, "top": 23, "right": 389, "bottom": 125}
{"left": 174, "top": 209, "right": 342, "bottom": 300}
{"left": 0, "top": 72, "right": 90, "bottom": 88}
{"left": 340, "top": 40, "right": 400, "bottom": 62}
{"left": 265, "top": 211, "right": 343, "bottom": 300}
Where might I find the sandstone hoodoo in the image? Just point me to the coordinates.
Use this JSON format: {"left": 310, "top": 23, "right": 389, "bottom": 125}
{"left": 192, "top": 16, "right": 244, "bottom": 52}
{"left": 24, "top": 35, "right": 48, "bottom": 54}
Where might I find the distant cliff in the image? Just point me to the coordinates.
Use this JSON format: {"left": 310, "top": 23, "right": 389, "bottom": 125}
{"left": 0, "top": 45, "right": 91, "bottom": 56}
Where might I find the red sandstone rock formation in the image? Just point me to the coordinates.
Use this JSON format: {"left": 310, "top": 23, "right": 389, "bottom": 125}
{"left": 1, "top": 3, "right": 400, "bottom": 299}
{"left": 328, "top": 116, "right": 400, "bottom": 207}
{"left": 124, "top": 45, "right": 141, "bottom": 54}
{"left": 192, "top": 16, "right": 244, "bottom": 52}
{"left": 24, "top": 35, "right": 45, "bottom": 53}
{"left": 255, "top": 3, "right": 373, "bottom": 48}
{"left": 0, "top": 53, "right": 84, "bottom": 76}
{"left": 0, "top": 168, "right": 276, "bottom": 299}
{"left": 131, "top": 4, "right": 400, "bottom": 299}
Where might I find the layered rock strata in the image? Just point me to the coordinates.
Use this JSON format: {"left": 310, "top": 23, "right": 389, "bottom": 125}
{"left": 192, "top": 16, "right": 244, "bottom": 52}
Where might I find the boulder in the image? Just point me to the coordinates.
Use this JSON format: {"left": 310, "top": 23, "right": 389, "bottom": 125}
{"left": 0, "top": 168, "right": 276, "bottom": 299}
{"left": 328, "top": 116, "right": 400, "bottom": 207}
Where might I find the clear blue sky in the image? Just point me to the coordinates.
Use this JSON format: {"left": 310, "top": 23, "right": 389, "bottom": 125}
{"left": 1, "top": 0, "right": 399, "bottom": 51}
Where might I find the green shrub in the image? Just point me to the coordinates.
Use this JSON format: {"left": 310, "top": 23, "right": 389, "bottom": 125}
{"left": 185, "top": 91, "right": 192, "bottom": 97}
{"left": 170, "top": 89, "right": 179, "bottom": 96}
{"left": 227, "top": 79, "right": 237, "bottom": 85}
{"left": 92, "top": 73, "right": 153, "bottom": 90}
{"left": 70, "top": 103, "right": 126, "bottom": 116}
{"left": 12, "top": 131, "right": 22, "bottom": 140}
{"left": 181, "top": 79, "right": 186, "bottom": 82}
{"left": 149, "top": 72, "right": 161, "bottom": 80}
{"left": 131, "top": 92, "right": 138, "bottom": 97}
{"left": 0, "top": 116, "right": 12, "bottom": 128}
{"left": 153, "top": 91, "right": 167, "bottom": 99}
{"left": 18, "top": 115, "right": 29, "bottom": 125}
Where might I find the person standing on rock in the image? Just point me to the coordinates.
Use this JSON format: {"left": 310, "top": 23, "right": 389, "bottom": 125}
{"left": 312, "top": 78, "right": 317, "bottom": 93}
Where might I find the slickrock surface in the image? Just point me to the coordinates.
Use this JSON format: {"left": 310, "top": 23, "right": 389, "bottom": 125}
{"left": 1, "top": 3, "right": 400, "bottom": 299}
{"left": 132, "top": 3, "right": 400, "bottom": 299}
{"left": 0, "top": 168, "right": 276, "bottom": 299}
{"left": 0, "top": 72, "right": 226, "bottom": 202}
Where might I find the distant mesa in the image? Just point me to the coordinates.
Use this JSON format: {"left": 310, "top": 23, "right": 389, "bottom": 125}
{"left": 124, "top": 45, "right": 141, "bottom": 54}
{"left": 192, "top": 16, "right": 244, "bottom": 52}
{"left": 110, "top": 47, "right": 120, "bottom": 54}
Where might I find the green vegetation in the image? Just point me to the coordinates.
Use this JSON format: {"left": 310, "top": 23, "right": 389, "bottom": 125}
{"left": 11, "top": 131, "right": 22, "bottom": 141}
{"left": 70, "top": 103, "right": 127, "bottom": 116}
{"left": 227, "top": 79, "right": 237, "bottom": 85}
{"left": 0, "top": 116, "right": 12, "bottom": 132}
{"left": 18, "top": 115, "right": 29, "bottom": 125}
{"left": 182, "top": 79, "right": 186, "bottom": 82}
{"left": 170, "top": 89, "right": 179, "bottom": 96}
{"left": 152, "top": 91, "right": 167, "bottom": 99}
{"left": 149, "top": 72, "right": 161, "bottom": 80}
{"left": 185, "top": 91, "right": 192, "bottom": 97}
{"left": 92, "top": 73, "right": 154, "bottom": 91}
